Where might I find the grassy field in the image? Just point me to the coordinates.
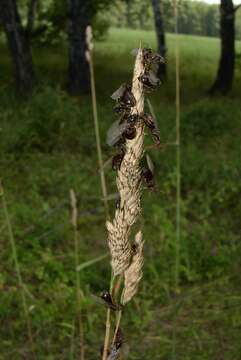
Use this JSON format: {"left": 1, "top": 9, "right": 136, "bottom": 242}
{"left": 0, "top": 28, "right": 241, "bottom": 359}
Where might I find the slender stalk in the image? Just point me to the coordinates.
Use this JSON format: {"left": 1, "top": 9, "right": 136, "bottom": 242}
{"left": 70, "top": 189, "right": 85, "bottom": 360}
{"left": 111, "top": 286, "right": 124, "bottom": 347}
{"left": 87, "top": 46, "right": 109, "bottom": 219}
{"left": 112, "top": 310, "right": 122, "bottom": 346}
{"left": 172, "top": 1, "right": 181, "bottom": 359}
{"left": 76, "top": 253, "right": 108, "bottom": 272}
{"left": 111, "top": 274, "right": 124, "bottom": 348}
{"left": 0, "top": 181, "right": 36, "bottom": 359}
{"left": 86, "top": 27, "right": 112, "bottom": 358}
{"left": 102, "top": 274, "right": 115, "bottom": 360}
{"left": 174, "top": 0, "right": 181, "bottom": 294}
{"left": 102, "top": 309, "right": 111, "bottom": 360}
{"left": 102, "top": 274, "right": 123, "bottom": 360}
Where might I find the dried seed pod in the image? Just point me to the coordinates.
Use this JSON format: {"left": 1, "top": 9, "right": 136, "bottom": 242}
{"left": 122, "top": 231, "right": 144, "bottom": 305}
{"left": 85, "top": 25, "right": 94, "bottom": 51}
{"left": 106, "top": 48, "right": 145, "bottom": 276}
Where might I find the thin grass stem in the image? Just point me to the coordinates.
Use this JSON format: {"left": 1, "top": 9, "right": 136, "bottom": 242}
{"left": 70, "top": 189, "right": 85, "bottom": 360}
{"left": 174, "top": 0, "right": 181, "bottom": 293}
{"left": 88, "top": 49, "right": 110, "bottom": 219}
{"left": 172, "top": 1, "right": 181, "bottom": 359}
{"left": 112, "top": 310, "right": 122, "bottom": 346}
{"left": 102, "top": 273, "right": 115, "bottom": 360}
{"left": 0, "top": 181, "right": 36, "bottom": 359}
{"left": 86, "top": 27, "right": 112, "bottom": 359}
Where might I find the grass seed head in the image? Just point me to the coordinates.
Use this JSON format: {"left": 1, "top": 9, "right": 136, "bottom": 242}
{"left": 106, "top": 48, "right": 145, "bottom": 276}
{"left": 122, "top": 231, "right": 144, "bottom": 305}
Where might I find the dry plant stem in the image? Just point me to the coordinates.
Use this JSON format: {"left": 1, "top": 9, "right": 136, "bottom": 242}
{"left": 86, "top": 28, "right": 112, "bottom": 358}
{"left": 111, "top": 275, "right": 124, "bottom": 346}
{"left": 0, "top": 181, "right": 36, "bottom": 359}
{"left": 173, "top": 1, "right": 181, "bottom": 359}
{"left": 103, "top": 309, "right": 111, "bottom": 359}
{"left": 88, "top": 51, "right": 110, "bottom": 219}
{"left": 103, "top": 49, "right": 145, "bottom": 359}
{"left": 70, "top": 189, "right": 85, "bottom": 360}
{"left": 174, "top": 0, "right": 181, "bottom": 294}
{"left": 102, "top": 274, "right": 115, "bottom": 360}
{"left": 112, "top": 309, "right": 122, "bottom": 346}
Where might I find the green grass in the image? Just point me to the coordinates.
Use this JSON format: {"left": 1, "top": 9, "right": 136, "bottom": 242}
{"left": 0, "top": 28, "right": 241, "bottom": 359}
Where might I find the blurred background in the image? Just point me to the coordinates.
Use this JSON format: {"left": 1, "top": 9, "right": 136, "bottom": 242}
{"left": 0, "top": 0, "right": 241, "bottom": 359}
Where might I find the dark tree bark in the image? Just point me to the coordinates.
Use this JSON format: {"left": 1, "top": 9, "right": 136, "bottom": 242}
{"left": 210, "top": 0, "right": 238, "bottom": 94}
{"left": 151, "top": 0, "right": 166, "bottom": 80}
{"left": 26, "top": 0, "right": 38, "bottom": 42}
{"left": 67, "top": 0, "right": 91, "bottom": 94}
{"left": 0, "top": 0, "right": 35, "bottom": 92}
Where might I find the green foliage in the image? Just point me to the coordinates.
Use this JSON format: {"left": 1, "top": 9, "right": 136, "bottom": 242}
{"left": 177, "top": 0, "right": 219, "bottom": 37}
{"left": 18, "top": 0, "right": 112, "bottom": 46}
{"left": 108, "top": 0, "right": 241, "bottom": 40}
{"left": 181, "top": 100, "right": 234, "bottom": 141}
{"left": 92, "top": 12, "right": 111, "bottom": 40}
{"left": 9, "top": 87, "right": 86, "bottom": 152}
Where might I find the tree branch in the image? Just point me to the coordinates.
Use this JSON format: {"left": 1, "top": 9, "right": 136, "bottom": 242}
{"left": 234, "top": 4, "right": 241, "bottom": 12}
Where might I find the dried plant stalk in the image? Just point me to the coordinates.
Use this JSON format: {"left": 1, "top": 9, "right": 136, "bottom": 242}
{"left": 106, "top": 48, "right": 145, "bottom": 276}
{"left": 0, "top": 181, "right": 36, "bottom": 359}
{"left": 86, "top": 25, "right": 109, "bottom": 218}
{"left": 69, "top": 189, "right": 85, "bottom": 360}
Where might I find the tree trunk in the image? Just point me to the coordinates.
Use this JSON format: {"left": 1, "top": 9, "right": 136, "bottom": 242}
{"left": 210, "top": 0, "right": 235, "bottom": 94}
{"left": 126, "top": 0, "right": 132, "bottom": 28}
{"left": 0, "top": 0, "right": 34, "bottom": 92}
{"left": 151, "top": 0, "right": 166, "bottom": 79}
{"left": 67, "top": 0, "right": 91, "bottom": 94}
{"left": 26, "top": 0, "right": 38, "bottom": 42}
